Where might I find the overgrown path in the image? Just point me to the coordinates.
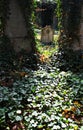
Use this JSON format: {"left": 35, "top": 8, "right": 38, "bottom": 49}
{"left": 0, "top": 59, "right": 83, "bottom": 129}
{"left": 0, "top": 31, "right": 83, "bottom": 129}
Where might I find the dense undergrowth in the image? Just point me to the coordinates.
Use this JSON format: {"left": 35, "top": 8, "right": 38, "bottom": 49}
{"left": 0, "top": 39, "right": 83, "bottom": 130}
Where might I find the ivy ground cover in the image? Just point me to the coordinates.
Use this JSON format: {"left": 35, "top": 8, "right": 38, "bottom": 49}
{"left": 0, "top": 60, "right": 83, "bottom": 129}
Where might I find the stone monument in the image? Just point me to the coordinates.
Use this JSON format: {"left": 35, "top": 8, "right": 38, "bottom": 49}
{"left": 5, "top": 0, "right": 32, "bottom": 53}
{"left": 41, "top": 25, "right": 54, "bottom": 44}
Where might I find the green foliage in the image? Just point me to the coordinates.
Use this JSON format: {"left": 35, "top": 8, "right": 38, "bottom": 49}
{"left": 35, "top": 29, "right": 59, "bottom": 58}
{"left": 56, "top": 49, "right": 83, "bottom": 72}
{"left": 0, "top": 62, "right": 83, "bottom": 129}
{"left": 56, "top": 0, "right": 62, "bottom": 29}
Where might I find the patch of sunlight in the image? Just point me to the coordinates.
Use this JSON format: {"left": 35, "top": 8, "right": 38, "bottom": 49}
{"left": 36, "top": 33, "right": 59, "bottom": 58}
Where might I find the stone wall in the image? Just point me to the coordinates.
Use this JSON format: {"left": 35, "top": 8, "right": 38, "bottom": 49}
{"left": 5, "top": 0, "right": 32, "bottom": 53}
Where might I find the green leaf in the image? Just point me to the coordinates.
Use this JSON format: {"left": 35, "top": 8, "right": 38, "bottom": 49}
{"left": 80, "top": 126, "right": 83, "bottom": 130}
{"left": 37, "top": 125, "right": 44, "bottom": 129}
{"left": 52, "top": 125, "right": 60, "bottom": 129}
{"left": 16, "top": 116, "right": 22, "bottom": 121}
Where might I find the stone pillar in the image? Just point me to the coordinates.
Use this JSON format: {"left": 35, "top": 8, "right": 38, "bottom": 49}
{"left": 5, "top": 0, "right": 32, "bottom": 53}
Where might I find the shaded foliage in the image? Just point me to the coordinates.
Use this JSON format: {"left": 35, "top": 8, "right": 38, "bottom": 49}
{"left": 0, "top": 60, "right": 83, "bottom": 129}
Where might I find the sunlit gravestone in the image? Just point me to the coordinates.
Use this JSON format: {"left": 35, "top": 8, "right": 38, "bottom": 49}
{"left": 5, "top": 0, "right": 32, "bottom": 53}
{"left": 37, "top": 2, "right": 56, "bottom": 44}
{"left": 41, "top": 25, "right": 54, "bottom": 44}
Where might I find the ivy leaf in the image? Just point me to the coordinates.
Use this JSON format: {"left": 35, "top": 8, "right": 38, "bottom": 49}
{"left": 80, "top": 126, "right": 83, "bottom": 130}
{"left": 37, "top": 124, "right": 44, "bottom": 129}
{"left": 52, "top": 125, "right": 60, "bottom": 129}
{"left": 61, "top": 121, "right": 66, "bottom": 128}
{"left": 16, "top": 116, "right": 22, "bottom": 121}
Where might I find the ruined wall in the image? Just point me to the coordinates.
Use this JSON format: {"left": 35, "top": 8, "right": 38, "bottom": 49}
{"left": 5, "top": 0, "right": 32, "bottom": 53}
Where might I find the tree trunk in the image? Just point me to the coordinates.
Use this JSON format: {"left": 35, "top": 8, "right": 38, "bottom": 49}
{"left": 0, "top": 0, "right": 37, "bottom": 70}
{"left": 5, "top": 0, "right": 36, "bottom": 54}
{"left": 59, "top": 0, "right": 83, "bottom": 50}
{"left": 58, "top": 0, "right": 83, "bottom": 70}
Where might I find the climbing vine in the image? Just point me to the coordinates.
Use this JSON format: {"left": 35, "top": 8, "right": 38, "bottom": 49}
{"left": 56, "top": 0, "right": 62, "bottom": 30}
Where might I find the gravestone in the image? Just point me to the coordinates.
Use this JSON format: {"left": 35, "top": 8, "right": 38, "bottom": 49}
{"left": 41, "top": 25, "right": 54, "bottom": 44}
{"left": 5, "top": 0, "right": 32, "bottom": 53}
